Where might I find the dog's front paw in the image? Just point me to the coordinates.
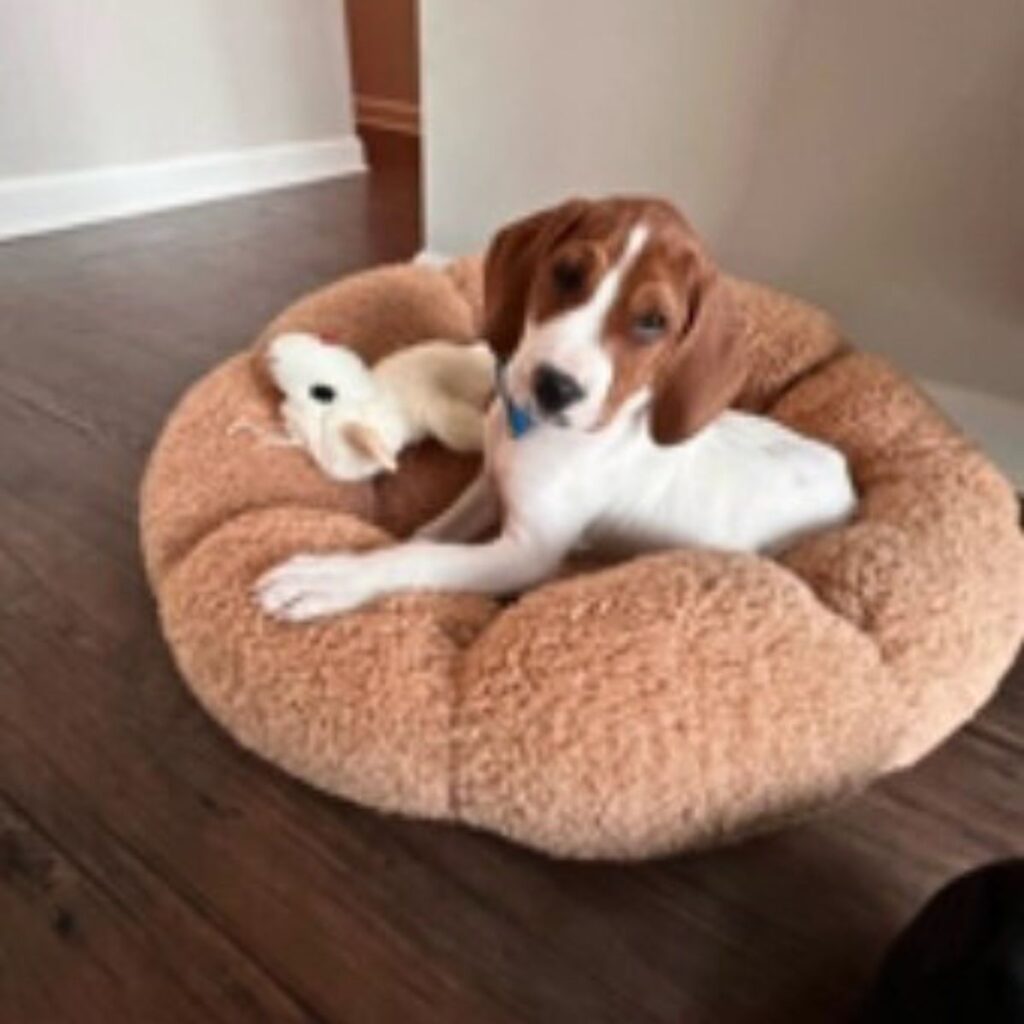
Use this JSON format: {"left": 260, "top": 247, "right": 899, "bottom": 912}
{"left": 254, "top": 553, "right": 376, "bottom": 621}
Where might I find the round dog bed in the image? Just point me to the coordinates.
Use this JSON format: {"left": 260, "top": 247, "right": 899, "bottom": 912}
{"left": 141, "top": 258, "right": 1024, "bottom": 859}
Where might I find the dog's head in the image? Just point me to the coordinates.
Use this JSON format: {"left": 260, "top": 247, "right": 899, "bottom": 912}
{"left": 484, "top": 196, "right": 747, "bottom": 442}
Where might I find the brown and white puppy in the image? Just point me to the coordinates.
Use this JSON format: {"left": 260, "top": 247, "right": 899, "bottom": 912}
{"left": 483, "top": 196, "right": 746, "bottom": 443}
{"left": 257, "top": 196, "right": 855, "bottom": 621}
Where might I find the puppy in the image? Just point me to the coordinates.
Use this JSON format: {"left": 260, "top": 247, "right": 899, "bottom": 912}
{"left": 257, "top": 196, "right": 855, "bottom": 621}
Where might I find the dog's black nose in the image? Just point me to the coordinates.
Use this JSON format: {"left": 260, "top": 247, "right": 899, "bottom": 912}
{"left": 532, "top": 363, "right": 584, "bottom": 415}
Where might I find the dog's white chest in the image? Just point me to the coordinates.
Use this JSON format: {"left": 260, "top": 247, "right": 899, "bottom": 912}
{"left": 485, "top": 405, "right": 610, "bottom": 523}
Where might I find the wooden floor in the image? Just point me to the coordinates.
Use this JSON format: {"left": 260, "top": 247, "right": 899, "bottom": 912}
{"left": 1, "top": 132, "right": 1021, "bottom": 1024}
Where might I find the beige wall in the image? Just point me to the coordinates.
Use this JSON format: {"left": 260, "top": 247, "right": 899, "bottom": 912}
{"left": 422, "top": 0, "right": 1023, "bottom": 402}
{"left": 0, "top": 0, "right": 355, "bottom": 177}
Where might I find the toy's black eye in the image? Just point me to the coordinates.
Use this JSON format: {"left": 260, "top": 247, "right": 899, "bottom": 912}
{"left": 552, "top": 259, "right": 585, "bottom": 295}
{"left": 309, "top": 383, "right": 336, "bottom": 403}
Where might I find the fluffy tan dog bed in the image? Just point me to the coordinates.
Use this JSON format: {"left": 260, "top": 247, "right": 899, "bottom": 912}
{"left": 141, "top": 259, "right": 1024, "bottom": 859}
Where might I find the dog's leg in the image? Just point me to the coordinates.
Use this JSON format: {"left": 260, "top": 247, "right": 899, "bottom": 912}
{"left": 415, "top": 473, "right": 500, "bottom": 542}
{"left": 256, "top": 530, "right": 563, "bottom": 622}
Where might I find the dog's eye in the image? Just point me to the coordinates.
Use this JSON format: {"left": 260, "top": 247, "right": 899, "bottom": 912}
{"left": 632, "top": 310, "right": 668, "bottom": 341}
{"left": 552, "top": 259, "right": 585, "bottom": 295}
{"left": 309, "top": 383, "right": 336, "bottom": 403}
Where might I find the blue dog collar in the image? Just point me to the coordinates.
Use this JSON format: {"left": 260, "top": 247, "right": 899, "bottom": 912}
{"left": 496, "top": 363, "right": 535, "bottom": 439}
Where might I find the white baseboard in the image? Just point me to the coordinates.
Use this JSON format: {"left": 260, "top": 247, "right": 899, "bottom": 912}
{"left": 0, "top": 134, "right": 366, "bottom": 242}
{"left": 921, "top": 380, "right": 1024, "bottom": 491}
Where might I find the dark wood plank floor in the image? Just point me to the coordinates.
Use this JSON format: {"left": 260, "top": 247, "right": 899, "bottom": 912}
{"left": 1, "top": 130, "right": 1021, "bottom": 1024}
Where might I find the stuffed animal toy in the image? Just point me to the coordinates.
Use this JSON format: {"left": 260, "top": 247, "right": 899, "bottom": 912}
{"left": 260, "top": 331, "right": 494, "bottom": 481}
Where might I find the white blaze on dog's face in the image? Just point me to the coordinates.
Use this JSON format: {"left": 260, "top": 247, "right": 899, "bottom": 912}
{"left": 483, "top": 197, "right": 748, "bottom": 442}
{"left": 265, "top": 332, "right": 398, "bottom": 480}
{"left": 506, "top": 224, "right": 649, "bottom": 430}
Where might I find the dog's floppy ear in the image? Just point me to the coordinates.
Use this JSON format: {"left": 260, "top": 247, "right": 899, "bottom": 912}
{"left": 482, "top": 198, "right": 589, "bottom": 358}
{"left": 650, "top": 272, "right": 747, "bottom": 445}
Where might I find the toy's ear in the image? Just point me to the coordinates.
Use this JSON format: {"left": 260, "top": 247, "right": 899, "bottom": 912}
{"left": 650, "top": 274, "right": 748, "bottom": 445}
{"left": 341, "top": 423, "right": 398, "bottom": 473}
{"left": 483, "top": 198, "right": 590, "bottom": 359}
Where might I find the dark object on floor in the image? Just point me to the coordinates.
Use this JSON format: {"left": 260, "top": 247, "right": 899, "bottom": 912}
{"left": 858, "top": 859, "right": 1024, "bottom": 1022}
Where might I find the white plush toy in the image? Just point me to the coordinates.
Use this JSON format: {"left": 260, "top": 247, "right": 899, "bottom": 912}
{"left": 258, "top": 332, "right": 495, "bottom": 481}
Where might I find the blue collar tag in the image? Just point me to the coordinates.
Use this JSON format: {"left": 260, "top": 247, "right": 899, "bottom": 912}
{"left": 496, "top": 364, "right": 535, "bottom": 439}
